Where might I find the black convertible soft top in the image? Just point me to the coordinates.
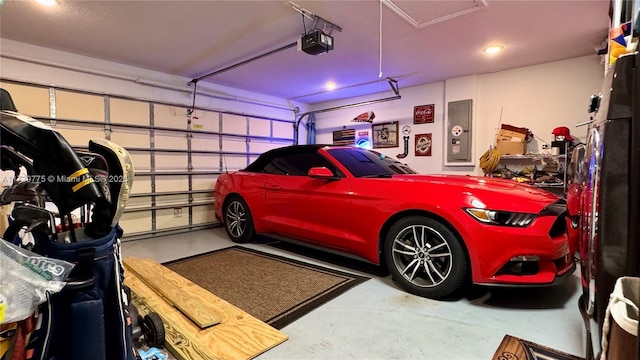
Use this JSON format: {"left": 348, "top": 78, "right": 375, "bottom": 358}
{"left": 244, "top": 144, "right": 339, "bottom": 172}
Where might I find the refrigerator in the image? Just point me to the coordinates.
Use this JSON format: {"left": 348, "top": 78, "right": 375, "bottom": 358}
{"left": 579, "top": 51, "right": 639, "bottom": 359}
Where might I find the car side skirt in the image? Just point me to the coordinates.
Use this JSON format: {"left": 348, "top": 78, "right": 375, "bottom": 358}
{"left": 259, "top": 233, "right": 379, "bottom": 265}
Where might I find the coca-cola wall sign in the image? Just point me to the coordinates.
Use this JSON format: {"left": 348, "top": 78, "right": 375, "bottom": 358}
{"left": 413, "top": 104, "right": 435, "bottom": 124}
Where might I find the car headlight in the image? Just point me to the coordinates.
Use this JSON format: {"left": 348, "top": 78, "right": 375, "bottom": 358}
{"left": 464, "top": 208, "right": 536, "bottom": 227}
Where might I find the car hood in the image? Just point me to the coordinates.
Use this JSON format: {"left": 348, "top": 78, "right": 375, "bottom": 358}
{"left": 391, "top": 174, "right": 561, "bottom": 213}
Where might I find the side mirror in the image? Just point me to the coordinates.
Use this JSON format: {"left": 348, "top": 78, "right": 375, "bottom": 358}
{"left": 308, "top": 167, "right": 338, "bottom": 180}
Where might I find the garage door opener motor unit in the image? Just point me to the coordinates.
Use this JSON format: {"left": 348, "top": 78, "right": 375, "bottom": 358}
{"left": 298, "top": 30, "right": 333, "bottom": 55}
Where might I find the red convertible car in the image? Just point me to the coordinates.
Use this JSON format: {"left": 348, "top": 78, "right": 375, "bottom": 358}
{"left": 214, "top": 145, "right": 575, "bottom": 299}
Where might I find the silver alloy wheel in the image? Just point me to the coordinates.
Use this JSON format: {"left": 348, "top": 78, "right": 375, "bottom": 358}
{"left": 391, "top": 224, "right": 453, "bottom": 288}
{"left": 225, "top": 200, "right": 246, "bottom": 238}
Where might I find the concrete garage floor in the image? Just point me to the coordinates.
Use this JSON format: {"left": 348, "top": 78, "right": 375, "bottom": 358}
{"left": 122, "top": 227, "right": 586, "bottom": 359}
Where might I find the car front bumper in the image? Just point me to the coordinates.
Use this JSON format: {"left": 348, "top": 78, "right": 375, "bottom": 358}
{"left": 465, "top": 213, "right": 575, "bottom": 286}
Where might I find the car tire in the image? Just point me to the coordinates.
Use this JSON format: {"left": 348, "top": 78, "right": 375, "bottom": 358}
{"left": 384, "top": 216, "right": 468, "bottom": 299}
{"left": 223, "top": 195, "right": 255, "bottom": 243}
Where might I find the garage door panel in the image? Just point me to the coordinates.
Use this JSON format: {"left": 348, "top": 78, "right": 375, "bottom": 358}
{"left": 119, "top": 212, "right": 152, "bottom": 234}
{"left": 155, "top": 134, "right": 187, "bottom": 149}
{"left": 155, "top": 153, "right": 187, "bottom": 170}
{"left": 192, "top": 134, "right": 219, "bottom": 151}
{"left": 110, "top": 98, "right": 149, "bottom": 126}
{"left": 154, "top": 104, "right": 188, "bottom": 129}
{"left": 192, "top": 110, "right": 220, "bottom": 132}
{"left": 221, "top": 138, "right": 246, "bottom": 152}
{"left": 249, "top": 118, "right": 270, "bottom": 136}
{"left": 126, "top": 196, "right": 151, "bottom": 209}
{"left": 155, "top": 176, "right": 188, "bottom": 192}
{"left": 192, "top": 176, "right": 217, "bottom": 191}
{"left": 131, "top": 177, "right": 152, "bottom": 194}
{"left": 0, "top": 83, "right": 50, "bottom": 117}
{"left": 156, "top": 208, "right": 189, "bottom": 229}
{"left": 193, "top": 192, "right": 214, "bottom": 203}
{"left": 110, "top": 131, "right": 150, "bottom": 148}
{"left": 222, "top": 114, "right": 246, "bottom": 135}
{"left": 192, "top": 205, "right": 216, "bottom": 224}
{"left": 155, "top": 194, "right": 189, "bottom": 205}
{"left": 192, "top": 154, "right": 220, "bottom": 171}
{"left": 129, "top": 153, "right": 150, "bottom": 170}
{"left": 56, "top": 91, "right": 104, "bottom": 122}
{"left": 273, "top": 121, "right": 294, "bottom": 139}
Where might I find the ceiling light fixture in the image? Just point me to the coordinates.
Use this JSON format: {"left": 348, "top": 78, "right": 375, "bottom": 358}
{"left": 324, "top": 81, "right": 337, "bottom": 90}
{"left": 483, "top": 45, "right": 504, "bottom": 55}
{"left": 35, "top": 0, "right": 59, "bottom": 6}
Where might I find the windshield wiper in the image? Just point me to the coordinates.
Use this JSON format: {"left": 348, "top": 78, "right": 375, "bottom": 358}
{"left": 361, "top": 174, "right": 393, "bottom": 178}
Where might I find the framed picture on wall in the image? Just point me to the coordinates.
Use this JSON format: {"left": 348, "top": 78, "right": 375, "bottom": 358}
{"left": 372, "top": 121, "right": 399, "bottom": 148}
{"left": 415, "top": 133, "right": 432, "bottom": 156}
{"left": 413, "top": 104, "right": 435, "bottom": 124}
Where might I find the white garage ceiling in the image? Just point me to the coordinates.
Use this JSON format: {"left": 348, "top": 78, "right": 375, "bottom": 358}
{"left": 0, "top": 0, "right": 611, "bottom": 104}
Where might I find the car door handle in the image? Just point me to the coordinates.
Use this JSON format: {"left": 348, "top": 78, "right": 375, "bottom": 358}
{"left": 265, "top": 184, "right": 280, "bottom": 190}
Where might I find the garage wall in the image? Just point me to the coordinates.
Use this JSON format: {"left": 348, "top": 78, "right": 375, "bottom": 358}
{"left": 475, "top": 55, "right": 604, "bottom": 155}
{"left": 0, "top": 39, "right": 305, "bottom": 240}
{"left": 311, "top": 55, "right": 604, "bottom": 175}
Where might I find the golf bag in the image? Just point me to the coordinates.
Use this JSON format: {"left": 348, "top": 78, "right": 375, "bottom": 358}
{"left": 24, "top": 226, "right": 137, "bottom": 360}
{"left": 0, "top": 101, "right": 138, "bottom": 360}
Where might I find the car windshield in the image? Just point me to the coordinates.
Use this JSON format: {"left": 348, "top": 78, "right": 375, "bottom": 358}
{"left": 326, "top": 147, "right": 418, "bottom": 178}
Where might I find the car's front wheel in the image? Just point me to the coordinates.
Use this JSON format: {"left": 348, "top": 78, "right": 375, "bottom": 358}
{"left": 223, "top": 195, "right": 255, "bottom": 243}
{"left": 384, "top": 216, "right": 468, "bottom": 299}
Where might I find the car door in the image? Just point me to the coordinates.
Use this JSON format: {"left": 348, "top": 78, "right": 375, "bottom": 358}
{"left": 261, "top": 150, "right": 352, "bottom": 249}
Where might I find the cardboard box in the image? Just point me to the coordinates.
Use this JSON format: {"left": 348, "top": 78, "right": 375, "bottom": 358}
{"left": 496, "top": 140, "right": 525, "bottom": 155}
{"left": 496, "top": 129, "right": 525, "bottom": 142}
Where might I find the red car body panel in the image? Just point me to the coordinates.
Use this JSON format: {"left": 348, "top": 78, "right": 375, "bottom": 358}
{"left": 565, "top": 182, "right": 581, "bottom": 255}
{"left": 214, "top": 146, "right": 574, "bottom": 286}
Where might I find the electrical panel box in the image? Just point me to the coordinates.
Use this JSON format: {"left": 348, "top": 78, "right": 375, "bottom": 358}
{"left": 446, "top": 99, "right": 473, "bottom": 163}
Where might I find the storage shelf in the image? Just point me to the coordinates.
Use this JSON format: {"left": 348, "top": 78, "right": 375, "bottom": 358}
{"left": 497, "top": 153, "right": 568, "bottom": 195}
{"left": 500, "top": 154, "right": 566, "bottom": 160}
{"left": 533, "top": 183, "right": 565, "bottom": 188}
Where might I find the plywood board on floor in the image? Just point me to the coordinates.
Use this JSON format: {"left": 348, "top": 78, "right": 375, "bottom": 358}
{"left": 124, "top": 258, "right": 222, "bottom": 329}
{"left": 124, "top": 258, "right": 288, "bottom": 360}
{"left": 130, "top": 279, "right": 218, "bottom": 360}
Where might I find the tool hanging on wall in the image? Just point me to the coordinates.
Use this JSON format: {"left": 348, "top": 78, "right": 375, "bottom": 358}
{"left": 397, "top": 125, "right": 411, "bottom": 159}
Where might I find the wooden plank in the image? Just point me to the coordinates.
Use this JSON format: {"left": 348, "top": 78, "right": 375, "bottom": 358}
{"left": 124, "top": 259, "right": 288, "bottom": 360}
{"left": 124, "top": 257, "right": 222, "bottom": 329}
{"left": 127, "top": 273, "right": 219, "bottom": 360}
